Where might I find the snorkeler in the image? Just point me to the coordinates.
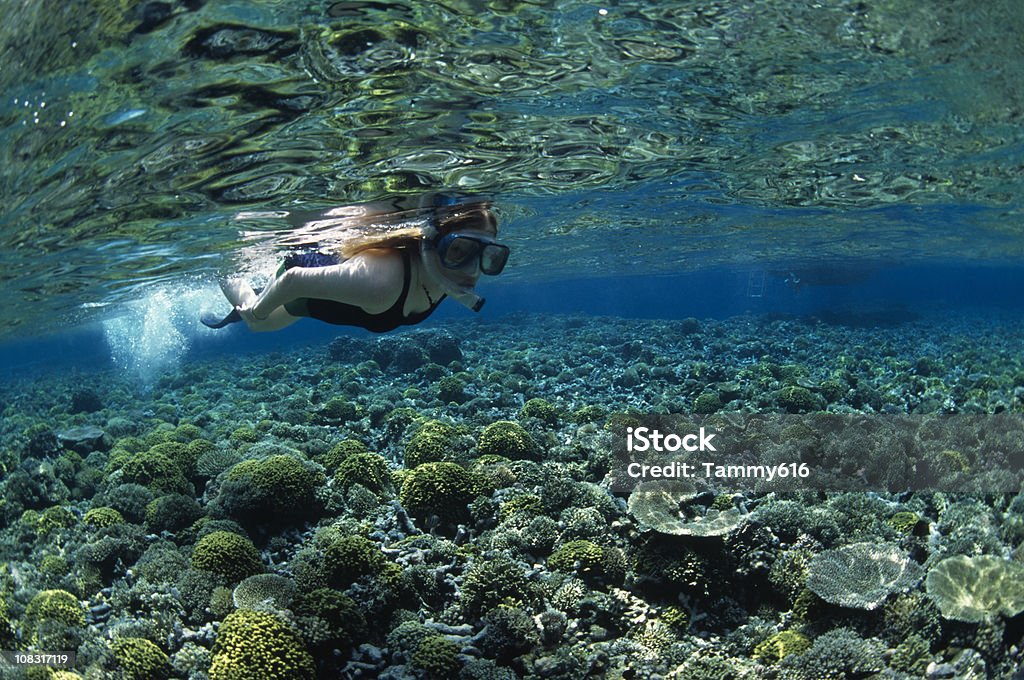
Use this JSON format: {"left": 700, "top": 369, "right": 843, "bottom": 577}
{"left": 201, "top": 195, "right": 509, "bottom": 333}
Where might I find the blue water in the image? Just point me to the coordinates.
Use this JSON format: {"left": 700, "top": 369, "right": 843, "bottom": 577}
{"left": 2, "top": 261, "right": 1020, "bottom": 380}
{"left": 1, "top": 1, "right": 1023, "bottom": 344}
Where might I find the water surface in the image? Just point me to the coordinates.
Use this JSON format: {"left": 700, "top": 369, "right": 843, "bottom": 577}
{"left": 0, "top": 0, "right": 1022, "bottom": 339}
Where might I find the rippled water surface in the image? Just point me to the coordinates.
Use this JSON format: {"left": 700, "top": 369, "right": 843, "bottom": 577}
{"left": 1, "top": 0, "right": 1022, "bottom": 337}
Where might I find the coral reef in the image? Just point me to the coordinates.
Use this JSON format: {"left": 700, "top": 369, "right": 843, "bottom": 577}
{"left": 191, "top": 531, "right": 264, "bottom": 583}
{"left": 209, "top": 610, "right": 315, "bottom": 680}
{"left": 2, "top": 312, "right": 1024, "bottom": 677}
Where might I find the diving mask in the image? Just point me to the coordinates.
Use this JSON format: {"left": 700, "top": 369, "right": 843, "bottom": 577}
{"left": 420, "top": 228, "right": 508, "bottom": 313}
{"left": 436, "top": 233, "right": 510, "bottom": 275}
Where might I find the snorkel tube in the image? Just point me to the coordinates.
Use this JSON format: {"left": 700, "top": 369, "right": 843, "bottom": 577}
{"left": 420, "top": 223, "right": 486, "bottom": 311}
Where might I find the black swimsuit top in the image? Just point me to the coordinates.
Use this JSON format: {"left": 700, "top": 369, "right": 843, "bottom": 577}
{"left": 282, "top": 249, "right": 445, "bottom": 333}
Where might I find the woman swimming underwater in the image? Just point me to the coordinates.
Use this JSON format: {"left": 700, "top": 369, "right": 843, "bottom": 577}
{"left": 202, "top": 195, "right": 509, "bottom": 333}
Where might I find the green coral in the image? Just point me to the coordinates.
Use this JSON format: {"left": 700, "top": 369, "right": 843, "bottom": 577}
{"left": 887, "top": 511, "right": 924, "bottom": 534}
{"left": 25, "top": 589, "right": 85, "bottom": 627}
{"left": 777, "top": 628, "right": 884, "bottom": 677}
{"left": 477, "top": 421, "right": 542, "bottom": 460}
{"left": 321, "top": 535, "right": 387, "bottom": 586}
{"left": 317, "top": 439, "right": 367, "bottom": 472}
{"left": 221, "top": 455, "right": 324, "bottom": 525}
{"left": 404, "top": 420, "right": 459, "bottom": 468}
{"left": 460, "top": 556, "right": 536, "bottom": 617}
{"left": 110, "top": 637, "right": 170, "bottom": 680}
{"left": 791, "top": 588, "right": 826, "bottom": 624}
{"left": 0, "top": 591, "right": 12, "bottom": 643}
{"left": 209, "top": 610, "right": 315, "bottom": 680}
{"left": 192, "top": 448, "right": 239, "bottom": 481}
{"left": 174, "top": 423, "right": 203, "bottom": 441}
{"left": 24, "top": 589, "right": 85, "bottom": 647}
{"left": 37, "top": 505, "right": 76, "bottom": 534}
{"left": 334, "top": 453, "right": 392, "bottom": 494}
{"left": 519, "top": 398, "right": 558, "bottom": 425}
{"left": 882, "top": 592, "right": 942, "bottom": 645}
{"left": 399, "top": 462, "right": 482, "bottom": 525}
{"left": 819, "top": 379, "right": 847, "bottom": 403}
{"left": 319, "top": 397, "right": 357, "bottom": 423}
{"left": 925, "top": 554, "right": 1024, "bottom": 622}
{"left": 776, "top": 385, "right": 819, "bottom": 413}
{"left": 768, "top": 548, "right": 814, "bottom": 601}
{"left": 633, "top": 539, "right": 712, "bottom": 597}
{"left": 890, "top": 633, "right": 932, "bottom": 675}
{"left": 411, "top": 634, "right": 460, "bottom": 677}
{"left": 187, "top": 437, "right": 217, "bottom": 461}
{"left": 753, "top": 630, "right": 811, "bottom": 664}
{"left": 940, "top": 448, "right": 971, "bottom": 473}
{"left": 693, "top": 392, "right": 722, "bottom": 414}
{"left": 386, "top": 620, "right": 435, "bottom": 657}
{"left": 82, "top": 506, "right": 125, "bottom": 528}
{"left": 711, "top": 494, "right": 736, "bottom": 511}
{"left": 191, "top": 531, "right": 264, "bottom": 584}
{"left": 547, "top": 540, "right": 625, "bottom": 586}
{"left": 39, "top": 555, "right": 70, "bottom": 582}
{"left": 499, "top": 493, "right": 544, "bottom": 522}
{"left": 478, "top": 605, "right": 540, "bottom": 663}
{"left": 229, "top": 426, "right": 259, "bottom": 444}
{"left": 660, "top": 605, "right": 689, "bottom": 633}
{"left": 148, "top": 441, "right": 200, "bottom": 479}
{"left": 548, "top": 539, "right": 603, "bottom": 572}
{"left": 118, "top": 449, "right": 190, "bottom": 494}
{"left": 292, "top": 588, "right": 367, "bottom": 653}
{"left": 210, "top": 587, "right": 236, "bottom": 619}
{"left": 437, "top": 375, "right": 468, "bottom": 403}
{"left": 145, "top": 493, "right": 202, "bottom": 533}
{"left": 570, "top": 405, "right": 606, "bottom": 424}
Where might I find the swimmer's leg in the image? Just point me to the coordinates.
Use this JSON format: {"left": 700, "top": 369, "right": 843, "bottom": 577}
{"left": 220, "top": 278, "right": 299, "bottom": 332}
{"left": 221, "top": 278, "right": 259, "bottom": 309}
{"left": 200, "top": 279, "right": 254, "bottom": 329}
{"left": 238, "top": 305, "right": 300, "bottom": 332}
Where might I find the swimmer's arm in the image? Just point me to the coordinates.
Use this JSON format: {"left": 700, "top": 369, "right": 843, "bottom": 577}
{"left": 249, "top": 250, "right": 404, "bottom": 319}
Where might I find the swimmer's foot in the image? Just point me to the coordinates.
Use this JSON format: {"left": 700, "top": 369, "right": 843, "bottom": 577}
{"left": 220, "top": 278, "right": 259, "bottom": 308}
{"left": 200, "top": 309, "right": 242, "bottom": 329}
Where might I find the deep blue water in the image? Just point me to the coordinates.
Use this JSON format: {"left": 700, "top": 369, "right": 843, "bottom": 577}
{"left": 2, "top": 261, "right": 1019, "bottom": 381}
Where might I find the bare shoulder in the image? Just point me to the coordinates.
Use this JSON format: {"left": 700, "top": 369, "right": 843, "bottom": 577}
{"left": 350, "top": 247, "right": 404, "bottom": 267}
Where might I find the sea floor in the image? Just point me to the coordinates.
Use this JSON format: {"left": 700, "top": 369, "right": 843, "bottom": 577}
{"left": 1, "top": 310, "right": 1023, "bottom": 679}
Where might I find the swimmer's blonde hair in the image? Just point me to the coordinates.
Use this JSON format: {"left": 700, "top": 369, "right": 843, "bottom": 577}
{"left": 335, "top": 224, "right": 425, "bottom": 259}
{"left": 335, "top": 200, "right": 497, "bottom": 260}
